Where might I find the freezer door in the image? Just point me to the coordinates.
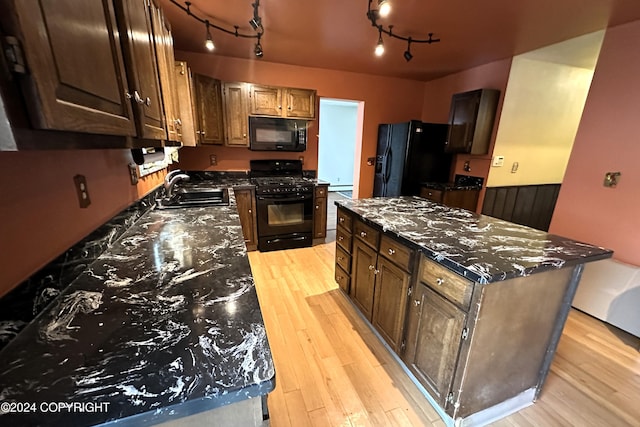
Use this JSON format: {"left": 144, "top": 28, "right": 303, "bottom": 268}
{"left": 373, "top": 124, "right": 392, "bottom": 196}
{"left": 384, "top": 123, "right": 409, "bottom": 197}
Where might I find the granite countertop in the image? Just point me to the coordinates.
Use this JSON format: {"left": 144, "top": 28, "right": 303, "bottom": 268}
{"left": 0, "top": 202, "right": 275, "bottom": 426}
{"left": 336, "top": 197, "right": 612, "bottom": 284}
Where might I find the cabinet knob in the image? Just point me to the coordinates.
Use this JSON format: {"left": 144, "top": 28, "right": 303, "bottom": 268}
{"left": 248, "top": 209, "right": 252, "bottom": 214}
{"left": 125, "top": 91, "right": 132, "bottom": 100}
{"left": 243, "top": 134, "right": 247, "bottom": 138}
{"left": 337, "top": 256, "right": 343, "bottom": 261}
{"left": 428, "top": 192, "right": 433, "bottom": 197}
{"left": 339, "top": 217, "right": 345, "bottom": 223}
{"left": 338, "top": 236, "right": 344, "bottom": 241}
{"left": 315, "top": 205, "right": 319, "bottom": 209}
{"left": 414, "top": 299, "right": 421, "bottom": 307}
{"left": 277, "top": 105, "right": 282, "bottom": 110}
{"left": 174, "top": 118, "right": 182, "bottom": 126}
{"left": 337, "top": 275, "right": 343, "bottom": 281}
{"left": 145, "top": 97, "right": 151, "bottom": 107}
{"left": 287, "top": 105, "right": 292, "bottom": 111}
{"left": 360, "top": 231, "right": 367, "bottom": 238}
{"left": 369, "top": 265, "right": 375, "bottom": 270}
{"left": 388, "top": 248, "right": 395, "bottom": 255}
{"left": 436, "top": 278, "right": 445, "bottom": 286}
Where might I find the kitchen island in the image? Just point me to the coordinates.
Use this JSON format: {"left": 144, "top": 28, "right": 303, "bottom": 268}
{"left": 334, "top": 196, "right": 612, "bottom": 427}
{"left": 0, "top": 192, "right": 274, "bottom": 426}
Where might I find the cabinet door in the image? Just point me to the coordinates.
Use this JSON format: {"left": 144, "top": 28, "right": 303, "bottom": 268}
{"left": 234, "top": 189, "right": 257, "bottom": 250}
{"left": 150, "top": 3, "right": 179, "bottom": 142}
{"left": 223, "top": 82, "right": 250, "bottom": 146}
{"left": 371, "top": 256, "right": 411, "bottom": 352}
{"left": 249, "top": 85, "right": 282, "bottom": 116}
{"left": 4, "top": 0, "right": 136, "bottom": 136}
{"left": 193, "top": 74, "right": 224, "bottom": 145}
{"left": 174, "top": 62, "right": 197, "bottom": 147}
{"left": 285, "top": 88, "right": 316, "bottom": 118}
{"left": 445, "top": 91, "right": 479, "bottom": 153}
{"left": 350, "top": 239, "right": 378, "bottom": 320}
{"left": 115, "top": 0, "right": 166, "bottom": 140}
{"left": 404, "top": 284, "right": 466, "bottom": 407}
{"left": 443, "top": 190, "right": 480, "bottom": 211}
{"left": 420, "top": 188, "right": 444, "bottom": 204}
{"left": 313, "top": 197, "right": 327, "bottom": 238}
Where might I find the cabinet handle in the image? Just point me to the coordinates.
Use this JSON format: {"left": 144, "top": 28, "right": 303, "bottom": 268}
{"left": 125, "top": 91, "right": 133, "bottom": 100}
{"left": 174, "top": 118, "right": 182, "bottom": 126}
{"left": 133, "top": 91, "right": 145, "bottom": 105}
{"left": 436, "top": 278, "right": 445, "bottom": 286}
{"left": 414, "top": 299, "right": 421, "bottom": 307}
{"left": 369, "top": 265, "right": 375, "bottom": 270}
{"left": 145, "top": 97, "right": 151, "bottom": 107}
{"left": 338, "top": 236, "right": 344, "bottom": 241}
{"left": 388, "top": 248, "right": 395, "bottom": 255}
{"left": 360, "top": 231, "right": 367, "bottom": 238}
{"left": 339, "top": 217, "right": 345, "bottom": 223}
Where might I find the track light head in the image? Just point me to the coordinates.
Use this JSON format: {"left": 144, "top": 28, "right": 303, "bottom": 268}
{"left": 204, "top": 22, "right": 215, "bottom": 51}
{"left": 404, "top": 38, "right": 412, "bottom": 62}
{"left": 249, "top": 17, "right": 261, "bottom": 30}
{"left": 378, "top": 0, "right": 391, "bottom": 18}
{"left": 254, "top": 38, "right": 264, "bottom": 58}
{"left": 374, "top": 29, "right": 384, "bottom": 56}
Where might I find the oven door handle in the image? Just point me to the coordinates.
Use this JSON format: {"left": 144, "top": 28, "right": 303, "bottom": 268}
{"left": 257, "top": 194, "right": 312, "bottom": 201}
{"left": 267, "top": 236, "right": 308, "bottom": 244}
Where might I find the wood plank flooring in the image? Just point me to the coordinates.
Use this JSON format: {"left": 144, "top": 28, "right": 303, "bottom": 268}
{"left": 248, "top": 240, "right": 640, "bottom": 426}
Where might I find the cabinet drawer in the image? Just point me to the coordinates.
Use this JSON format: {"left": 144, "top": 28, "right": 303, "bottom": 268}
{"left": 354, "top": 219, "right": 380, "bottom": 249}
{"left": 336, "top": 227, "right": 352, "bottom": 253}
{"left": 315, "top": 186, "right": 328, "bottom": 198}
{"left": 379, "top": 235, "right": 413, "bottom": 272}
{"left": 335, "top": 265, "right": 350, "bottom": 293}
{"left": 337, "top": 208, "right": 353, "bottom": 232}
{"left": 420, "top": 187, "right": 444, "bottom": 203}
{"left": 336, "top": 245, "right": 351, "bottom": 273}
{"left": 419, "top": 256, "right": 474, "bottom": 310}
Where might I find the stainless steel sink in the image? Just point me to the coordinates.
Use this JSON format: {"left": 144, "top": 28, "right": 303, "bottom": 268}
{"left": 156, "top": 187, "right": 229, "bottom": 209}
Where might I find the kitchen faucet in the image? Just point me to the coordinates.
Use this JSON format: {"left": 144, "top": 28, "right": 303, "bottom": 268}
{"left": 165, "top": 173, "right": 190, "bottom": 199}
{"left": 164, "top": 169, "right": 184, "bottom": 190}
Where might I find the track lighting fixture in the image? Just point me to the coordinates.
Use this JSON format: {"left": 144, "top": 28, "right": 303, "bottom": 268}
{"left": 204, "top": 21, "right": 215, "bottom": 51}
{"left": 171, "top": 1, "right": 265, "bottom": 57}
{"left": 403, "top": 38, "right": 413, "bottom": 62}
{"left": 366, "top": 0, "right": 440, "bottom": 62}
{"left": 375, "top": 29, "right": 384, "bottom": 56}
{"left": 378, "top": 0, "right": 391, "bottom": 18}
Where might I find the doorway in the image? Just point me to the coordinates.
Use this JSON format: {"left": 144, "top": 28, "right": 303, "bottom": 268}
{"left": 318, "top": 98, "right": 361, "bottom": 198}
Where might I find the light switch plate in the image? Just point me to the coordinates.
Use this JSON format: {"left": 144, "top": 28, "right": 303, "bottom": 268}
{"left": 492, "top": 156, "right": 505, "bottom": 167}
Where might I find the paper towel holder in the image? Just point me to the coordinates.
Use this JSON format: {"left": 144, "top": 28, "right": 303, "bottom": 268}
{"left": 131, "top": 147, "right": 165, "bottom": 165}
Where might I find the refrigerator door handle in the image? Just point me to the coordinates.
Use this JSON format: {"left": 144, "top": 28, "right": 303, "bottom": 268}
{"left": 385, "top": 149, "right": 392, "bottom": 183}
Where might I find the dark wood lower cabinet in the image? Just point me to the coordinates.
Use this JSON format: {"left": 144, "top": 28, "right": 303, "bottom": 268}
{"left": 371, "top": 256, "right": 411, "bottom": 352}
{"left": 234, "top": 188, "right": 257, "bottom": 251}
{"left": 403, "top": 284, "right": 467, "bottom": 407}
{"left": 313, "top": 185, "right": 328, "bottom": 240}
{"left": 350, "top": 239, "right": 377, "bottom": 320}
{"left": 420, "top": 187, "right": 480, "bottom": 211}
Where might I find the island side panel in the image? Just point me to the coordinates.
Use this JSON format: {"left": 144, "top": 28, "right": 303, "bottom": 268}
{"left": 452, "top": 266, "right": 574, "bottom": 419}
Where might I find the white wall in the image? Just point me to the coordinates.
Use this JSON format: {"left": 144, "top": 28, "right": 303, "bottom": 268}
{"left": 318, "top": 99, "right": 358, "bottom": 190}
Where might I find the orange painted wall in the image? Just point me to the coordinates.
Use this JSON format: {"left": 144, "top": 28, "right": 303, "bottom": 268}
{"left": 549, "top": 21, "right": 640, "bottom": 266}
{"left": 0, "top": 149, "right": 164, "bottom": 297}
{"left": 421, "top": 58, "right": 512, "bottom": 211}
{"left": 174, "top": 52, "right": 426, "bottom": 198}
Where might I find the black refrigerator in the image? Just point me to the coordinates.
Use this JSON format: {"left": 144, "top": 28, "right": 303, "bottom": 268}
{"left": 373, "top": 120, "right": 452, "bottom": 197}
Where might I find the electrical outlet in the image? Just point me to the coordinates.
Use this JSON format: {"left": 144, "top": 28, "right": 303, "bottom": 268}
{"left": 73, "top": 175, "right": 91, "bottom": 208}
{"left": 128, "top": 164, "right": 139, "bottom": 185}
{"left": 209, "top": 154, "right": 217, "bottom": 166}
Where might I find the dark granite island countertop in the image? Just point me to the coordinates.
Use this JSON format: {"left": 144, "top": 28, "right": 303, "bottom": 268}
{"left": 336, "top": 196, "right": 612, "bottom": 283}
{"left": 0, "top": 203, "right": 274, "bottom": 426}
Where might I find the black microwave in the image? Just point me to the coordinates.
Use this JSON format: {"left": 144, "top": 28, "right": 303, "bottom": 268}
{"left": 249, "top": 117, "right": 308, "bottom": 152}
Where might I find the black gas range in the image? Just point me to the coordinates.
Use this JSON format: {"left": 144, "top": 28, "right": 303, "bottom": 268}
{"left": 250, "top": 160, "right": 314, "bottom": 252}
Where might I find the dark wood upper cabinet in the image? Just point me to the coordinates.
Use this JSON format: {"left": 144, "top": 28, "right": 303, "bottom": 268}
{"left": 445, "top": 89, "right": 500, "bottom": 155}
{"left": 0, "top": 0, "right": 136, "bottom": 136}
{"left": 150, "top": 2, "right": 180, "bottom": 143}
{"left": 193, "top": 74, "right": 225, "bottom": 145}
{"left": 223, "top": 82, "right": 250, "bottom": 146}
{"left": 114, "top": 0, "right": 165, "bottom": 141}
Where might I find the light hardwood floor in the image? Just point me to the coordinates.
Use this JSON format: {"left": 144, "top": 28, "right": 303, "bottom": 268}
{"left": 248, "top": 240, "right": 640, "bottom": 426}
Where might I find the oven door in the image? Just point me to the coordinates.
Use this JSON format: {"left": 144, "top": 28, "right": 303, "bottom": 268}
{"left": 256, "top": 192, "right": 313, "bottom": 251}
